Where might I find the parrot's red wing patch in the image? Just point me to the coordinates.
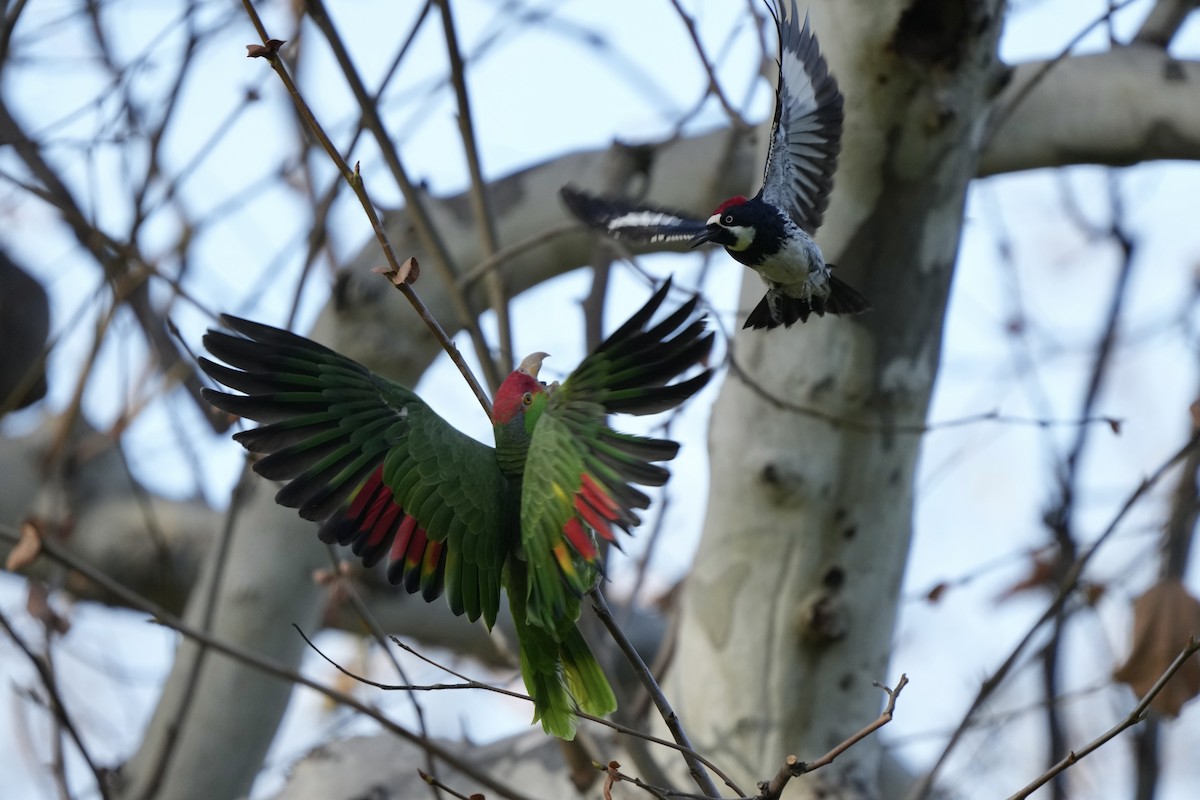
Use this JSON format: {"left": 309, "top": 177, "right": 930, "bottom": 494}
{"left": 562, "top": 517, "right": 596, "bottom": 561}
{"left": 561, "top": 472, "right": 622, "bottom": 563}
{"left": 318, "top": 466, "right": 446, "bottom": 599}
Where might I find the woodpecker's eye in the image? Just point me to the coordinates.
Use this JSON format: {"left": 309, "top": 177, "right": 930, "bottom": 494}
{"left": 722, "top": 214, "right": 735, "bottom": 225}
{"left": 522, "top": 392, "right": 533, "bottom": 406}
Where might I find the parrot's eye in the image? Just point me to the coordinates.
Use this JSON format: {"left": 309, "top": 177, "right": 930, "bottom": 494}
{"left": 722, "top": 214, "right": 734, "bottom": 225}
{"left": 522, "top": 392, "right": 533, "bottom": 405}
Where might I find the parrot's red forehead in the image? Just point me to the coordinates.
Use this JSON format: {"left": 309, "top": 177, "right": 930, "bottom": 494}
{"left": 492, "top": 370, "right": 545, "bottom": 424}
{"left": 712, "top": 196, "right": 748, "bottom": 215}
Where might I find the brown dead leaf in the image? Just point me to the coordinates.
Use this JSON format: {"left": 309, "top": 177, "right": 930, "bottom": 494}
{"left": 245, "top": 39, "right": 285, "bottom": 59}
{"left": 1113, "top": 578, "right": 1200, "bottom": 717}
{"left": 26, "top": 581, "right": 70, "bottom": 636}
{"left": 5, "top": 520, "right": 42, "bottom": 572}
{"left": 372, "top": 257, "right": 420, "bottom": 287}
{"left": 995, "top": 551, "right": 1060, "bottom": 603}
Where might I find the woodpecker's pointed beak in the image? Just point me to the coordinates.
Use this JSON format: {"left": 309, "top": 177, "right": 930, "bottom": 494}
{"left": 689, "top": 225, "right": 721, "bottom": 248}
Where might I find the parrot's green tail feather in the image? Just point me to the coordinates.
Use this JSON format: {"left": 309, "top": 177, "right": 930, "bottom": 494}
{"left": 518, "top": 639, "right": 579, "bottom": 740}
{"left": 508, "top": 560, "right": 615, "bottom": 739}
{"left": 515, "top": 622, "right": 616, "bottom": 740}
{"left": 561, "top": 625, "right": 617, "bottom": 718}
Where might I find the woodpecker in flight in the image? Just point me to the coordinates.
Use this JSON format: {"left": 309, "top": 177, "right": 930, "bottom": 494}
{"left": 561, "top": 1, "right": 869, "bottom": 330}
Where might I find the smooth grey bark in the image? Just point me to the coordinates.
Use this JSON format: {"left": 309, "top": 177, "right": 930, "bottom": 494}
{"left": 665, "top": 1, "right": 1007, "bottom": 796}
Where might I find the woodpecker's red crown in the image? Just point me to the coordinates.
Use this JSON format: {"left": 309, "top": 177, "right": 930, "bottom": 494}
{"left": 712, "top": 196, "right": 748, "bottom": 215}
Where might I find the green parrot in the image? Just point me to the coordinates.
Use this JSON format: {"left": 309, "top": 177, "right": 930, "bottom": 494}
{"left": 199, "top": 278, "right": 713, "bottom": 739}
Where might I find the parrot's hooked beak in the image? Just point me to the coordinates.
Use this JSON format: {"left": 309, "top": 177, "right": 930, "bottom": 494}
{"left": 517, "top": 351, "right": 550, "bottom": 379}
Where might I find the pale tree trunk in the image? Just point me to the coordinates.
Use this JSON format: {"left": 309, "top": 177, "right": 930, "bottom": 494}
{"left": 667, "top": 1, "right": 1006, "bottom": 795}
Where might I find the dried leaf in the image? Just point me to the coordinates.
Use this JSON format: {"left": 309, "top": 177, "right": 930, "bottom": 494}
{"left": 995, "top": 552, "right": 1060, "bottom": 602}
{"left": 245, "top": 39, "right": 285, "bottom": 59}
{"left": 1113, "top": 578, "right": 1200, "bottom": 717}
{"left": 372, "top": 257, "right": 420, "bottom": 287}
{"left": 5, "top": 520, "right": 42, "bottom": 572}
{"left": 26, "top": 581, "right": 70, "bottom": 636}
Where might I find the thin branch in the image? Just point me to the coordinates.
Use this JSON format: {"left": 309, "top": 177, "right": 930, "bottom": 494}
{"left": 728, "top": 351, "right": 1121, "bottom": 435}
{"left": 456, "top": 222, "right": 579, "bottom": 291}
{"left": 758, "top": 676, "right": 908, "bottom": 800}
{"left": 667, "top": 0, "right": 748, "bottom": 129}
{"left": 134, "top": 461, "right": 257, "bottom": 800}
{"left": 986, "top": 0, "right": 1143, "bottom": 144}
{"left": 1005, "top": 639, "right": 1200, "bottom": 800}
{"left": 904, "top": 426, "right": 1200, "bottom": 800}
{"left": 418, "top": 768, "right": 478, "bottom": 800}
{"left": 298, "top": 0, "right": 504, "bottom": 394}
{"left": 0, "top": 523, "right": 537, "bottom": 800}
{"left": 0, "top": 609, "right": 112, "bottom": 800}
{"left": 590, "top": 588, "right": 723, "bottom": 798}
{"left": 1133, "top": 0, "right": 1199, "bottom": 47}
{"left": 240, "top": 2, "right": 494, "bottom": 415}
{"left": 433, "top": 0, "right": 513, "bottom": 373}
{"left": 599, "top": 760, "right": 706, "bottom": 799}
{"left": 319, "top": 555, "right": 443, "bottom": 800}
{"left": 387, "top": 635, "right": 745, "bottom": 797}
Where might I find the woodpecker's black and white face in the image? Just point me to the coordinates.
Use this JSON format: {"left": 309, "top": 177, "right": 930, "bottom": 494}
{"left": 689, "top": 196, "right": 756, "bottom": 252}
{"left": 558, "top": 3, "right": 872, "bottom": 330}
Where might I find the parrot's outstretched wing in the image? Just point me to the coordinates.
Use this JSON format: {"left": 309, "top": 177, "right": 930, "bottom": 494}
{"left": 519, "top": 279, "right": 714, "bottom": 629}
{"left": 200, "top": 317, "right": 507, "bottom": 628}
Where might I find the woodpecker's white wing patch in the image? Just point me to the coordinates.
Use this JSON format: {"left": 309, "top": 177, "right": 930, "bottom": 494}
{"left": 561, "top": 186, "right": 708, "bottom": 245}
{"left": 759, "top": 1, "right": 843, "bottom": 235}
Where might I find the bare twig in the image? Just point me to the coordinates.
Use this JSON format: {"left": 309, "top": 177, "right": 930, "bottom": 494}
{"left": 0, "top": 609, "right": 112, "bottom": 800}
{"left": 418, "top": 768, "right": 478, "bottom": 800}
{"left": 1005, "top": 640, "right": 1200, "bottom": 800}
{"left": 433, "top": 0, "right": 513, "bottom": 373}
{"left": 240, "top": 1, "right": 494, "bottom": 415}
{"left": 1133, "top": 0, "right": 1199, "bottom": 47}
{"left": 905, "top": 427, "right": 1200, "bottom": 800}
{"left": 667, "top": 0, "right": 748, "bottom": 129}
{"left": 298, "top": 0, "right": 504, "bottom": 394}
{"left": 317, "top": 553, "right": 443, "bottom": 800}
{"left": 758, "top": 676, "right": 908, "bottom": 800}
{"left": 134, "top": 461, "right": 257, "bottom": 800}
{"left": 987, "top": 0, "right": 1143, "bottom": 143}
{"left": 388, "top": 635, "right": 745, "bottom": 797}
{"left": 599, "top": 760, "right": 706, "bottom": 799}
{"left": 590, "top": 588, "right": 723, "bottom": 798}
{"left": 0, "top": 523, "right": 536, "bottom": 800}
{"left": 729, "top": 351, "right": 1121, "bottom": 435}
{"left": 456, "top": 223, "right": 579, "bottom": 291}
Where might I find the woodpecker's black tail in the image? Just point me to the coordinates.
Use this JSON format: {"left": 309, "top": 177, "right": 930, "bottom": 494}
{"left": 743, "top": 276, "right": 871, "bottom": 330}
{"left": 824, "top": 275, "right": 872, "bottom": 317}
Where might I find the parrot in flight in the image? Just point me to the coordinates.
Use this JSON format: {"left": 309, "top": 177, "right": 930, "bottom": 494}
{"left": 199, "top": 279, "right": 713, "bottom": 739}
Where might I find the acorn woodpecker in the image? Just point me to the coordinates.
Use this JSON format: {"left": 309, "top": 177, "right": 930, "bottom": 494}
{"left": 560, "top": 1, "right": 870, "bottom": 330}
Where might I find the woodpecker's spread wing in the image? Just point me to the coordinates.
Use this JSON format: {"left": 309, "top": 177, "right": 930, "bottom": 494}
{"left": 758, "top": 1, "right": 843, "bottom": 235}
{"left": 560, "top": 186, "right": 708, "bottom": 246}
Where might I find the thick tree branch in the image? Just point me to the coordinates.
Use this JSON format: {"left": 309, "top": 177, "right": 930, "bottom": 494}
{"left": 1134, "top": 0, "right": 1199, "bottom": 47}
{"left": 982, "top": 48, "right": 1200, "bottom": 176}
